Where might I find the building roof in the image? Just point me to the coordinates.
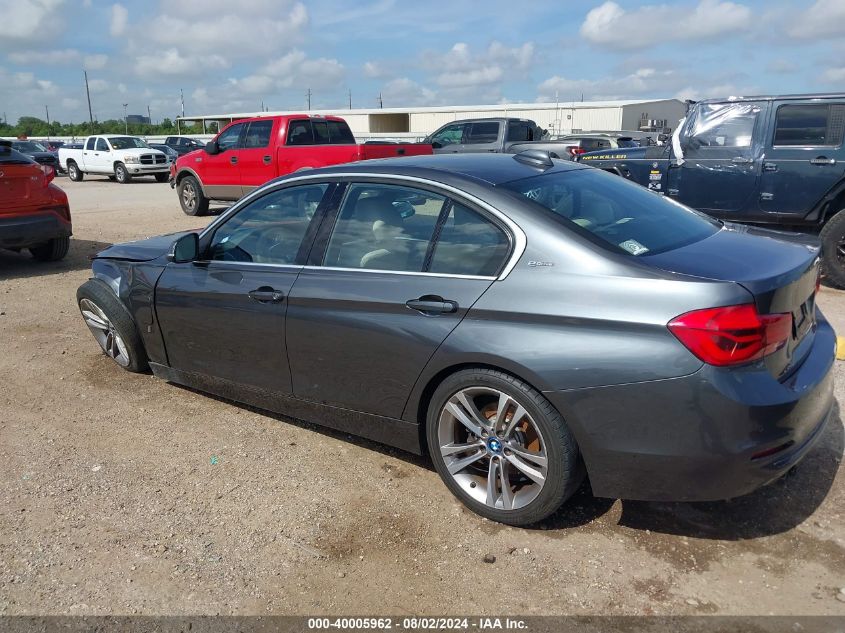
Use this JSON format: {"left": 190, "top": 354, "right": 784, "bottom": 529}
{"left": 179, "top": 99, "right": 682, "bottom": 121}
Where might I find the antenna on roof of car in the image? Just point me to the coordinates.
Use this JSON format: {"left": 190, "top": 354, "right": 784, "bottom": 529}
{"left": 513, "top": 149, "right": 554, "bottom": 169}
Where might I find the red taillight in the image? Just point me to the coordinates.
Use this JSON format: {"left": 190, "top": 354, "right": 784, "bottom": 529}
{"left": 668, "top": 304, "right": 792, "bottom": 367}
{"left": 568, "top": 146, "right": 586, "bottom": 157}
{"left": 40, "top": 164, "right": 55, "bottom": 185}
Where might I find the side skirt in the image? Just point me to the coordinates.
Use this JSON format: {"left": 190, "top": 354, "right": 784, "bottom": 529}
{"left": 149, "top": 362, "right": 423, "bottom": 454}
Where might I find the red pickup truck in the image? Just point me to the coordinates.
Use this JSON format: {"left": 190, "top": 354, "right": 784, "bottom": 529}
{"left": 170, "top": 114, "right": 432, "bottom": 215}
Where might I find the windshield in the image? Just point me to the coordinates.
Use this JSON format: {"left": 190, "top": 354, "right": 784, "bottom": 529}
{"left": 500, "top": 169, "right": 720, "bottom": 256}
{"left": 108, "top": 137, "right": 150, "bottom": 150}
{"left": 13, "top": 141, "right": 48, "bottom": 152}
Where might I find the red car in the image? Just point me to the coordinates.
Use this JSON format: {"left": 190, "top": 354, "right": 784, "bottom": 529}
{"left": 0, "top": 141, "right": 71, "bottom": 261}
{"left": 170, "top": 114, "right": 433, "bottom": 215}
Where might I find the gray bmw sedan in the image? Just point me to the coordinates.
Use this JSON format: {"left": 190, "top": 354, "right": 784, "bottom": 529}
{"left": 77, "top": 152, "right": 835, "bottom": 525}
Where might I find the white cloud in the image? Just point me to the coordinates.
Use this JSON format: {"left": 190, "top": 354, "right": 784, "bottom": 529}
{"left": 84, "top": 54, "right": 109, "bottom": 70}
{"left": 227, "top": 50, "right": 345, "bottom": 95}
{"left": 87, "top": 79, "right": 109, "bottom": 94}
{"left": 363, "top": 61, "right": 389, "bottom": 79}
{"left": 61, "top": 97, "right": 81, "bottom": 109}
{"left": 136, "top": 48, "right": 229, "bottom": 78}
{"left": 421, "top": 41, "right": 536, "bottom": 93}
{"left": 487, "top": 41, "right": 535, "bottom": 70}
{"left": 580, "top": 0, "right": 752, "bottom": 50}
{"left": 110, "top": 4, "right": 128, "bottom": 37}
{"left": 381, "top": 77, "right": 437, "bottom": 107}
{"left": 0, "top": 0, "right": 65, "bottom": 48}
{"left": 437, "top": 66, "right": 503, "bottom": 88}
{"left": 8, "top": 48, "right": 79, "bottom": 65}
{"left": 786, "top": 0, "right": 845, "bottom": 39}
{"left": 821, "top": 66, "right": 845, "bottom": 83}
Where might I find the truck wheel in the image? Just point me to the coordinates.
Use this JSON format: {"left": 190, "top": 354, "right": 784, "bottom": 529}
{"left": 30, "top": 236, "right": 70, "bottom": 262}
{"left": 114, "top": 162, "right": 132, "bottom": 184}
{"left": 154, "top": 173, "right": 169, "bottom": 183}
{"left": 820, "top": 209, "right": 845, "bottom": 288}
{"left": 178, "top": 175, "right": 209, "bottom": 216}
{"left": 67, "top": 161, "right": 83, "bottom": 181}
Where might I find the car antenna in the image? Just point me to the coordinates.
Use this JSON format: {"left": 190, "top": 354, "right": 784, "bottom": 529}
{"left": 513, "top": 149, "right": 554, "bottom": 169}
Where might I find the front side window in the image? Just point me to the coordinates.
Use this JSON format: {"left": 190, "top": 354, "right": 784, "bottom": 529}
{"left": 95, "top": 138, "right": 109, "bottom": 152}
{"left": 287, "top": 120, "right": 313, "bottom": 145}
{"left": 324, "top": 184, "right": 447, "bottom": 272}
{"left": 430, "top": 123, "right": 466, "bottom": 146}
{"left": 686, "top": 103, "right": 760, "bottom": 149}
{"left": 773, "top": 104, "right": 844, "bottom": 147}
{"left": 243, "top": 120, "right": 274, "bottom": 149}
{"left": 466, "top": 121, "right": 500, "bottom": 144}
{"left": 217, "top": 123, "right": 245, "bottom": 151}
{"left": 501, "top": 169, "right": 720, "bottom": 256}
{"left": 207, "top": 184, "right": 328, "bottom": 264}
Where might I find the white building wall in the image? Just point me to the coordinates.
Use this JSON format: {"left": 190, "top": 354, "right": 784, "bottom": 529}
{"left": 620, "top": 100, "right": 687, "bottom": 132}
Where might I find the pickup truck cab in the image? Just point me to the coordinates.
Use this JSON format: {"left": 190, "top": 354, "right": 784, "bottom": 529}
{"left": 59, "top": 135, "right": 171, "bottom": 184}
{"left": 578, "top": 93, "right": 845, "bottom": 285}
{"left": 171, "top": 114, "right": 432, "bottom": 215}
{"left": 425, "top": 118, "right": 547, "bottom": 154}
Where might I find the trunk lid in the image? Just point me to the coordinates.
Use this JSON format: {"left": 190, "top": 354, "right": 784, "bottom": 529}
{"left": 0, "top": 163, "right": 42, "bottom": 209}
{"left": 643, "top": 223, "right": 821, "bottom": 378}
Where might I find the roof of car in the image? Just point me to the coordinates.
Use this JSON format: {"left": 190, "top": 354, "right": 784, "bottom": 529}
{"left": 699, "top": 92, "right": 845, "bottom": 104}
{"left": 305, "top": 152, "right": 587, "bottom": 185}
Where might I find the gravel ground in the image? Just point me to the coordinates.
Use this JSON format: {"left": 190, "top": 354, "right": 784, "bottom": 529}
{"left": 1, "top": 175, "right": 844, "bottom": 616}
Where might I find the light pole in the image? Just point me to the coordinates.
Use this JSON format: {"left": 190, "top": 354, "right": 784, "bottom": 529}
{"left": 122, "top": 103, "right": 128, "bottom": 134}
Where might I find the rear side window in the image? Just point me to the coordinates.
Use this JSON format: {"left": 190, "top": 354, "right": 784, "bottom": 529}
{"left": 466, "top": 122, "right": 500, "bottom": 144}
{"left": 501, "top": 169, "right": 720, "bottom": 256}
{"left": 243, "top": 120, "right": 274, "bottom": 148}
{"left": 429, "top": 203, "right": 510, "bottom": 276}
{"left": 312, "top": 120, "right": 356, "bottom": 144}
{"left": 507, "top": 122, "right": 531, "bottom": 142}
{"left": 773, "top": 104, "right": 845, "bottom": 147}
{"left": 287, "top": 120, "right": 313, "bottom": 145}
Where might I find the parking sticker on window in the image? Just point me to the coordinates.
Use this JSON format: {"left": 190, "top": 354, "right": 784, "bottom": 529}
{"left": 619, "top": 239, "right": 649, "bottom": 255}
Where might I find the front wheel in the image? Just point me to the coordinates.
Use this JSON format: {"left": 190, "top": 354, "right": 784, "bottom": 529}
{"left": 77, "top": 279, "right": 148, "bottom": 373}
{"left": 427, "top": 368, "right": 584, "bottom": 526}
{"left": 177, "top": 175, "right": 209, "bottom": 216}
{"left": 154, "top": 173, "right": 169, "bottom": 183}
{"left": 114, "top": 162, "right": 132, "bottom": 184}
{"left": 820, "top": 209, "right": 845, "bottom": 289}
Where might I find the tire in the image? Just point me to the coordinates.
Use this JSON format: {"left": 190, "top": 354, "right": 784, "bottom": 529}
{"left": 426, "top": 368, "right": 584, "bottom": 526}
{"left": 821, "top": 209, "right": 845, "bottom": 289}
{"left": 154, "top": 173, "right": 169, "bottom": 183}
{"left": 67, "top": 161, "right": 83, "bottom": 181}
{"left": 30, "top": 236, "right": 70, "bottom": 262}
{"left": 76, "top": 278, "right": 149, "bottom": 373}
{"left": 114, "top": 162, "right": 132, "bottom": 184}
{"left": 177, "top": 175, "right": 209, "bottom": 216}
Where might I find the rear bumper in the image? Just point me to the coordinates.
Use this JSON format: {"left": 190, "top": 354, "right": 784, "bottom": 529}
{"left": 0, "top": 211, "right": 72, "bottom": 250}
{"left": 545, "top": 312, "right": 837, "bottom": 502}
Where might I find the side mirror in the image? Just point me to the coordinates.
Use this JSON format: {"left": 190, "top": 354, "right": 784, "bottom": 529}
{"left": 168, "top": 233, "right": 199, "bottom": 263}
{"left": 205, "top": 140, "right": 220, "bottom": 155}
{"left": 431, "top": 141, "right": 442, "bottom": 149}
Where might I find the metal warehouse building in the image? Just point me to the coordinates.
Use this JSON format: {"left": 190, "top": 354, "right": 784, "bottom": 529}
{"left": 177, "top": 98, "right": 686, "bottom": 140}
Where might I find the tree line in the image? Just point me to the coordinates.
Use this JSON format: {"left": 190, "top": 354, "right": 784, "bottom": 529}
{"left": 0, "top": 116, "right": 210, "bottom": 139}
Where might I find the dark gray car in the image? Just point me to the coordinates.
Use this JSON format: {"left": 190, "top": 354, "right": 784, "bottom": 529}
{"left": 76, "top": 153, "right": 835, "bottom": 525}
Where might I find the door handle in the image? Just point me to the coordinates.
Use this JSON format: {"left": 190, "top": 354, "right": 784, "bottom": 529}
{"left": 730, "top": 156, "right": 753, "bottom": 164}
{"left": 230, "top": 156, "right": 238, "bottom": 165}
{"left": 763, "top": 162, "right": 778, "bottom": 172}
{"left": 262, "top": 155, "right": 272, "bottom": 164}
{"left": 406, "top": 296, "right": 458, "bottom": 315}
{"left": 810, "top": 157, "right": 836, "bottom": 166}
{"left": 248, "top": 286, "right": 285, "bottom": 303}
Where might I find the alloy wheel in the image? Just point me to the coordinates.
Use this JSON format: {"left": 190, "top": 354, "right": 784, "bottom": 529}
{"left": 79, "top": 298, "right": 131, "bottom": 367}
{"left": 182, "top": 181, "right": 196, "bottom": 211}
{"left": 437, "top": 387, "right": 548, "bottom": 511}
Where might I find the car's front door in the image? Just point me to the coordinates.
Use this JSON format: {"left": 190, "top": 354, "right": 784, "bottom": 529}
{"left": 239, "top": 119, "right": 277, "bottom": 196}
{"left": 668, "top": 101, "right": 768, "bottom": 220}
{"left": 759, "top": 100, "right": 845, "bottom": 222}
{"left": 285, "top": 180, "right": 513, "bottom": 418}
{"left": 154, "top": 182, "right": 333, "bottom": 394}
{"left": 200, "top": 122, "right": 246, "bottom": 200}
{"left": 429, "top": 123, "right": 468, "bottom": 154}
{"left": 90, "top": 137, "right": 112, "bottom": 173}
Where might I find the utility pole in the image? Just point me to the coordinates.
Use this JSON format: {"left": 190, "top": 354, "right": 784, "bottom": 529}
{"left": 123, "top": 103, "right": 128, "bottom": 134}
{"left": 147, "top": 104, "right": 152, "bottom": 125}
{"left": 348, "top": 89, "right": 352, "bottom": 109}
{"left": 306, "top": 88, "right": 312, "bottom": 111}
{"left": 84, "top": 70, "right": 94, "bottom": 133}
{"left": 180, "top": 88, "right": 185, "bottom": 118}
{"left": 45, "top": 105, "right": 51, "bottom": 139}
{"left": 378, "top": 92, "right": 383, "bottom": 108}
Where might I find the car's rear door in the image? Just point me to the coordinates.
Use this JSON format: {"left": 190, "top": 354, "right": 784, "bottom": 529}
{"left": 238, "top": 119, "right": 277, "bottom": 196}
{"left": 154, "top": 181, "right": 335, "bottom": 395}
{"left": 759, "top": 99, "right": 845, "bottom": 222}
{"left": 285, "top": 179, "right": 513, "bottom": 419}
{"left": 459, "top": 121, "right": 502, "bottom": 153}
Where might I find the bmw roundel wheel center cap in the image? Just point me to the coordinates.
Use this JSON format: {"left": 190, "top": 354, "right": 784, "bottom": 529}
{"left": 486, "top": 437, "right": 503, "bottom": 455}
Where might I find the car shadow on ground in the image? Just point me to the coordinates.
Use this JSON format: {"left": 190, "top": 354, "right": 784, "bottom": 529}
{"left": 539, "top": 404, "right": 844, "bottom": 539}
{"left": 0, "top": 238, "right": 112, "bottom": 281}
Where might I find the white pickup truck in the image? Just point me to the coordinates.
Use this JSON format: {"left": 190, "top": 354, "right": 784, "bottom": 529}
{"left": 59, "top": 135, "right": 171, "bottom": 184}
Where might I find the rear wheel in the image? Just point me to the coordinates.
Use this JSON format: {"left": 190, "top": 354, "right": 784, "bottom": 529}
{"left": 820, "top": 209, "right": 845, "bottom": 288}
{"left": 154, "top": 173, "right": 169, "bottom": 183}
{"left": 30, "top": 236, "right": 70, "bottom": 262}
{"left": 427, "top": 368, "right": 583, "bottom": 526}
{"left": 67, "top": 161, "right": 83, "bottom": 181}
{"left": 114, "top": 162, "right": 132, "bottom": 184}
{"left": 77, "top": 279, "right": 148, "bottom": 373}
{"left": 178, "top": 175, "right": 209, "bottom": 216}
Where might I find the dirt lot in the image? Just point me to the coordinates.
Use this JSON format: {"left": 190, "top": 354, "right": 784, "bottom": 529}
{"left": 1, "top": 175, "right": 844, "bottom": 616}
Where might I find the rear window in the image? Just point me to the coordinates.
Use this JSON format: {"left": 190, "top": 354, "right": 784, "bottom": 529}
{"left": 500, "top": 169, "right": 720, "bottom": 256}
{"left": 0, "top": 146, "right": 34, "bottom": 164}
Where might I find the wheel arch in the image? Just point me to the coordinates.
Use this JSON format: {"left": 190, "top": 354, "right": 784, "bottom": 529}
{"left": 174, "top": 167, "right": 207, "bottom": 194}
{"left": 817, "top": 179, "right": 845, "bottom": 225}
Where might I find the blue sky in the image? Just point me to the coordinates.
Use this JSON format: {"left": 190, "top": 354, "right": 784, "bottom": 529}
{"left": 1, "top": 0, "right": 843, "bottom": 124}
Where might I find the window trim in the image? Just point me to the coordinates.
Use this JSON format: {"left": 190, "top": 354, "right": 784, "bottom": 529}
{"left": 198, "top": 173, "right": 527, "bottom": 280}
{"left": 771, "top": 103, "right": 842, "bottom": 149}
